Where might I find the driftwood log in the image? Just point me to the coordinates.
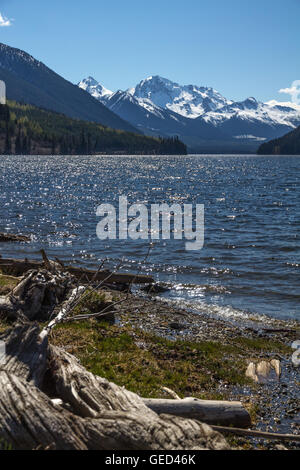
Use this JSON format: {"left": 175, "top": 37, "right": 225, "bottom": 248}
{"left": 0, "top": 267, "right": 253, "bottom": 449}
{"left": 1, "top": 265, "right": 297, "bottom": 446}
{"left": 0, "top": 232, "right": 30, "bottom": 243}
{"left": 0, "top": 267, "right": 118, "bottom": 324}
{"left": 0, "top": 256, "right": 153, "bottom": 285}
{"left": 143, "top": 397, "right": 251, "bottom": 428}
{"left": 0, "top": 324, "right": 230, "bottom": 450}
{"left": 0, "top": 269, "right": 75, "bottom": 322}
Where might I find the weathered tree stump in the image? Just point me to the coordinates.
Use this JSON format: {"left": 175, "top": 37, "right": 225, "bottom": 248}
{"left": 0, "top": 323, "right": 48, "bottom": 387}
{"left": 0, "top": 269, "right": 75, "bottom": 322}
{"left": 0, "top": 324, "right": 230, "bottom": 450}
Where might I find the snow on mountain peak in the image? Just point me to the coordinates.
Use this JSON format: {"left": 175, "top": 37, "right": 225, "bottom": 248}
{"left": 78, "top": 75, "right": 231, "bottom": 119}
{"left": 246, "top": 97, "right": 258, "bottom": 104}
{"left": 85, "top": 76, "right": 99, "bottom": 86}
{"left": 203, "top": 95, "right": 300, "bottom": 129}
{"left": 78, "top": 77, "right": 113, "bottom": 100}
{"left": 129, "top": 75, "right": 231, "bottom": 118}
{"left": 78, "top": 75, "right": 300, "bottom": 132}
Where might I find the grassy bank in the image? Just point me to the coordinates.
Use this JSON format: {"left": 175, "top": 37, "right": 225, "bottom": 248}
{"left": 49, "top": 319, "right": 290, "bottom": 402}
{"left": 0, "top": 273, "right": 19, "bottom": 295}
{"left": 1, "top": 272, "right": 298, "bottom": 449}
{"left": 0, "top": 272, "right": 291, "bottom": 402}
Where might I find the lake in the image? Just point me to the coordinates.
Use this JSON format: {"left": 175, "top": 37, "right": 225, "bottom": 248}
{"left": 0, "top": 154, "right": 299, "bottom": 322}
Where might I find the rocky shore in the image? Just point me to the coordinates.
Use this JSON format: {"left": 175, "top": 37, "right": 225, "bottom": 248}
{"left": 113, "top": 289, "right": 300, "bottom": 449}
{"left": 0, "top": 265, "right": 299, "bottom": 450}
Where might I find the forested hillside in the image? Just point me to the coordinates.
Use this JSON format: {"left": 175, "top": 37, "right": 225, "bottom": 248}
{"left": 0, "top": 102, "right": 187, "bottom": 155}
{"left": 257, "top": 125, "right": 300, "bottom": 155}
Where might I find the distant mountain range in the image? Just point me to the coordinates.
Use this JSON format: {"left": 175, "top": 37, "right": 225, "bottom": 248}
{"left": 257, "top": 124, "right": 300, "bottom": 155}
{"left": 0, "top": 43, "right": 138, "bottom": 133}
{"left": 79, "top": 75, "right": 300, "bottom": 153}
{"left": 1, "top": 41, "right": 299, "bottom": 154}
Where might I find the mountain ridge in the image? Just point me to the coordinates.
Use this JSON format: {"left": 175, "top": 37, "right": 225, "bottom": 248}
{"left": 0, "top": 43, "right": 138, "bottom": 133}
{"left": 79, "top": 75, "right": 300, "bottom": 152}
{"left": 1, "top": 40, "right": 299, "bottom": 154}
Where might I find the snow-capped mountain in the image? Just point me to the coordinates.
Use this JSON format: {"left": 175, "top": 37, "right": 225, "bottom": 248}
{"left": 78, "top": 76, "right": 113, "bottom": 100}
{"left": 78, "top": 75, "right": 300, "bottom": 152}
{"left": 100, "top": 89, "right": 191, "bottom": 136}
{"left": 203, "top": 97, "right": 300, "bottom": 128}
{"left": 129, "top": 75, "right": 232, "bottom": 118}
{"left": 79, "top": 75, "right": 232, "bottom": 120}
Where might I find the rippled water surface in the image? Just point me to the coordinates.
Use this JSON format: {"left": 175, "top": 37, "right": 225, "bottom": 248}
{"left": 0, "top": 155, "right": 299, "bottom": 321}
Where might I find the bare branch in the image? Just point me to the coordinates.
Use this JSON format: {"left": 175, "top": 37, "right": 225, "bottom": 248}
{"left": 40, "top": 285, "right": 85, "bottom": 339}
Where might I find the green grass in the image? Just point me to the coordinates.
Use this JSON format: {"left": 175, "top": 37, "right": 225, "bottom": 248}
{"left": 0, "top": 287, "right": 292, "bottom": 401}
{"left": 72, "top": 289, "right": 115, "bottom": 316}
{"left": 231, "top": 336, "right": 291, "bottom": 355}
{"left": 0, "top": 438, "right": 13, "bottom": 450}
{"left": 50, "top": 320, "right": 253, "bottom": 399}
{"left": 0, "top": 273, "right": 19, "bottom": 295}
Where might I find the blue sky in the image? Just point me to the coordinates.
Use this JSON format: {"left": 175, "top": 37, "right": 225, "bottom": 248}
{"left": 0, "top": 0, "right": 299, "bottom": 102}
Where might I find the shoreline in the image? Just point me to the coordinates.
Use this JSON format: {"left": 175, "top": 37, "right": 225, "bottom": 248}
{"left": 54, "top": 284, "right": 300, "bottom": 449}
{"left": 0, "top": 263, "right": 299, "bottom": 449}
{"left": 114, "top": 290, "right": 300, "bottom": 448}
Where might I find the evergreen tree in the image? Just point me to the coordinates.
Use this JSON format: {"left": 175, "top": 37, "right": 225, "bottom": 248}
{"left": 0, "top": 104, "right": 10, "bottom": 123}
{"left": 15, "top": 125, "right": 22, "bottom": 154}
{"left": 51, "top": 135, "right": 56, "bottom": 154}
{"left": 22, "top": 135, "right": 28, "bottom": 154}
{"left": 87, "top": 132, "right": 91, "bottom": 154}
{"left": 4, "top": 123, "right": 11, "bottom": 154}
{"left": 0, "top": 101, "right": 187, "bottom": 156}
{"left": 79, "top": 129, "right": 87, "bottom": 154}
